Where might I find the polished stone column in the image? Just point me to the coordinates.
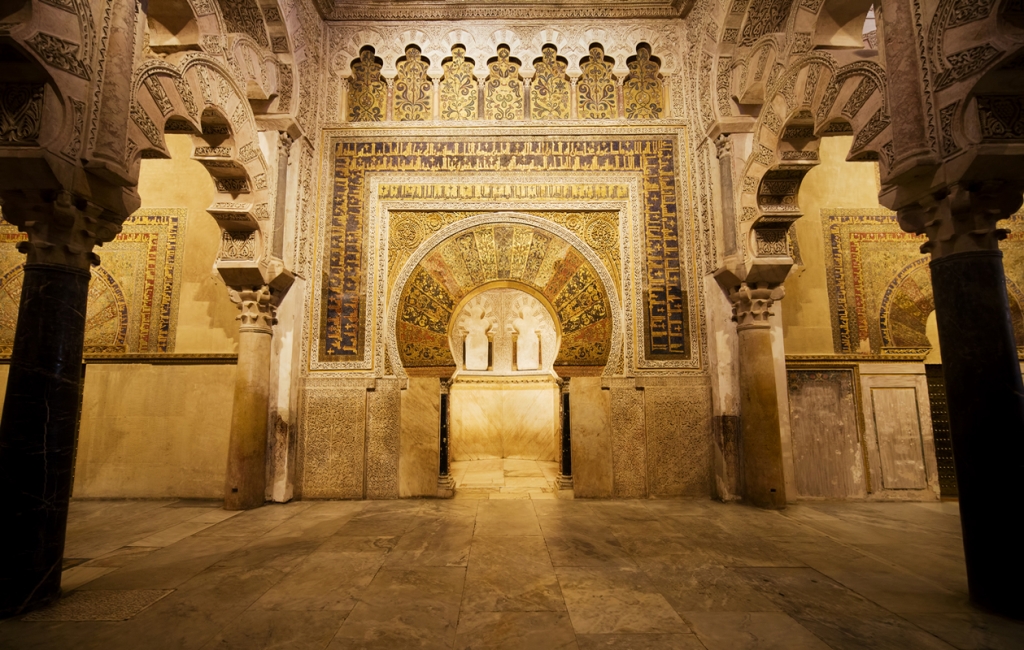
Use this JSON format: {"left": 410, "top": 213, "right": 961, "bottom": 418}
{"left": 0, "top": 191, "right": 122, "bottom": 617}
{"left": 730, "top": 282, "right": 787, "bottom": 509}
{"left": 900, "top": 184, "right": 1024, "bottom": 618}
{"left": 224, "top": 286, "right": 277, "bottom": 510}
{"left": 557, "top": 378, "right": 573, "bottom": 489}
{"left": 436, "top": 379, "right": 455, "bottom": 497}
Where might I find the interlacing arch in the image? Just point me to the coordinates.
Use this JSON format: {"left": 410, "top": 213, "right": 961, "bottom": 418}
{"left": 129, "top": 56, "right": 276, "bottom": 283}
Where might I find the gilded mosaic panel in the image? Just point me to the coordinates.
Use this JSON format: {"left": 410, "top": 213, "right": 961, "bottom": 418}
{"left": 531, "top": 47, "right": 570, "bottom": 120}
{"left": 394, "top": 46, "right": 432, "bottom": 122}
{"left": 484, "top": 47, "right": 524, "bottom": 121}
{"left": 440, "top": 46, "right": 478, "bottom": 121}
{"left": 321, "top": 133, "right": 690, "bottom": 365}
{"left": 578, "top": 45, "right": 617, "bottom": 119}
{"left": 624, "top": 47, "right": 664, "bottom": 120}
{"left": 348, "top": 48, "right": 386, "bottom": 122}
{"left": 388, "top": 210, "right": 621, "bottom": 298}
{"left": 0, "top": 209, "right": 187, "bottom": 354}
{"left": 823, "top": 210, "right": 1024, "bottom": 354}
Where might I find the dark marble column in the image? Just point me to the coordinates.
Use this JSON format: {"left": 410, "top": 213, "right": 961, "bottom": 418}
{"left": 557, "top": 378, "right": 573, "bottom": 489}
{"left": 899, "top": 184, "right": 1024, "bottom": 619}
{"left": 437, "top": 379, "right": 454, "bottom": 497}
{"left": 931, "top": 251, "right": 1024, "bottom": 618}
{"left": 0, "top": 264, "right": 90, "bottom": 617}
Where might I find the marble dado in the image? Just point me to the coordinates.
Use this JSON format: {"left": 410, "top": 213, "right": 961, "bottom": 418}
{"left": 450, "top": 378, "right": 560, "bottom": 461}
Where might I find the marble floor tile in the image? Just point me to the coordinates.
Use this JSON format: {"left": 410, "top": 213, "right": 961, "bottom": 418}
{"left": 905, "top": 611, "right": 1024, "bottom": 650}
{"left": 250, "top": 551, "right": 388, "bottom": 611}
{"left": 556, "top": 567, "right": 690, "bottom": 635}
{"left": 60, "top": 566, "right": 116, "bottom": 592}
{"left": 544, "top": 533, "right": 637, "bottom": 568}
{"left": 575, "top": 633, "right": 707, "bottom": 649}
{"left": 328, "top": 567, "right": 466, "bottom": 649}
{"left": 475, "top": 500, "right": 542, "bottom": 536}
{"left": 5, "top": 498, "right": 1024, "bottom": 649}
{"left": 200, "top": 610, "right": 347, "bottom": 650}
{"left": 454, "top": 612, "right": 578, "bottom": 649}
{"left": 683, "top": 611, "right": 831, "bottom": 649}
{"left": 462, "top": 536, "right": 565, "bottom": 612}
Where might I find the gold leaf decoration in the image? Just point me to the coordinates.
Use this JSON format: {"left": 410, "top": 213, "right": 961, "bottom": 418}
{"left": 440, "top": 45, "right": 477, "bottom": 121}
{"left": 348, "top": 47, "right": 385, "bottom": 122}
{"left": 394, "top": 45, "right": 432, "bottom": 122}
{"left": 578, "top": 44, "right": 617, "bottom": 119}
{"left": 531, "top": 45, "right": 570, "bottom": 120}
{"left": 624, "top": 46, "right": 663, "bottom": 120}
{"left": 484, "top": 46, "right": 524, "bottom": 120}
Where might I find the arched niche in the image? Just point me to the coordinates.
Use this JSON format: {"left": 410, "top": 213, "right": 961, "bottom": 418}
{"left": 449, "top": 283, "right": 560, "bottom": 376}
{"left": 387, "top": 212, "right": 622, "bottom": 378}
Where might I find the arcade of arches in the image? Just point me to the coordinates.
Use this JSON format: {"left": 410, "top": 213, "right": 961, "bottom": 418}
{"left": 2, "top": 0, "right": 1024, "bottom": 643}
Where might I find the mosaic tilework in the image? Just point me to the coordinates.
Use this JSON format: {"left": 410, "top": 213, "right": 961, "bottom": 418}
{"left": 0, "top": 209, "right": 187, "bottom": 354}
{"left": 322, "top": 134, "right": 687, "bottom": 364}
{"left": 822, "top": 209, "right": 1024, "bottom": 354}
{"left": 396, "top": 222, "right": 613, "bottom": 368}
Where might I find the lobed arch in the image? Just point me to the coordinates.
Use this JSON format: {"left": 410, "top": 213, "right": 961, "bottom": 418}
{"left": 129, "top": 56, "right": 283, "bottom": 287}
{"left": 386, "top": 212, "right": 624, "bottom": 380}
{"left": 737, "top": 53, "right": 892, "bottom": 234}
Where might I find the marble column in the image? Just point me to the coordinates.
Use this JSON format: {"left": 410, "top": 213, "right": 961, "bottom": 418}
{"left": 899, "top": 183, "right": 1024, "bottom": 618}
{"left": 557, "top": 378, "right": 573, "bottom": 489}
{"left": 730, "top": 282, "right": 787, "bottom": 509}
{"left": 0, "top": 191, "right": 122, "bottom": 616}
{"left": 715, "top": 134, "right": 739, "bottom": 256}
{"left": 224, "top": 286, "right": 277, "bottom": 510}
{"left": 437, "top": 379, "right": 454, "bottom": 498}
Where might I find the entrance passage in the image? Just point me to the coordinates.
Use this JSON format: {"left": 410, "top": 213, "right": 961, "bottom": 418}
{"left": 451, "top": 459, "right": 559, "bottom": 498}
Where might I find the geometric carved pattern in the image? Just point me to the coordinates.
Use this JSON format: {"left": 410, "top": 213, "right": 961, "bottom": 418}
{"left": 216, "top": 0, "right": 269, "bottom": 48}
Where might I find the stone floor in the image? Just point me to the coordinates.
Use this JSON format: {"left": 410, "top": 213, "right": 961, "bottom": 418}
{"left": 451, "top": 459, "right": 559, "bottom": 498}
{"left": 1, "top": 498, "right": 1023, "bottom": 649}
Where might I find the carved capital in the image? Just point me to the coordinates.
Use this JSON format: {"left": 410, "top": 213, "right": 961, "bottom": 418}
{"left": 228, "top": 285, "right": 279, "bottom": 334}
{"left": 714, "top": 133, "right": 733, "bottom": 159}
{"left": 0, "top": 190, "right": 123, "bottom": 269}
{"left": 278, "top": 130, "right": 294, "bottom": 152}
{"left": 898, "top": 182, "right": 1023, "bottom": 260}
{"left": 728, "top": 282, "right": 785, "bottom": 330}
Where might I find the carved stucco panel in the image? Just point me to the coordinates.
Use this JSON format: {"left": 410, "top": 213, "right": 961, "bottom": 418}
{"left": 366, "top": 378, "right": 402, "bottom": 498}
{"left": 644, "top": 382, "right": 712, "bottom": 496}
{"left": 610, "top": 381, "right": 647, "bottom": 497}
{"left": 300, "top": 385, "right": 366, "bottom": 498}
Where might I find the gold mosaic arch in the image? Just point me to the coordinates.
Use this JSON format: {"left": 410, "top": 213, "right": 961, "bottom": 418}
{"left": 387, "top": 212, "right": 624, "bottom": 377}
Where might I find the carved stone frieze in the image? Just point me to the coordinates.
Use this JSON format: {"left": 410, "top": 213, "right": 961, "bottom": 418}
{"left": 25, "top": 32, "right": 90, "bottom": 79}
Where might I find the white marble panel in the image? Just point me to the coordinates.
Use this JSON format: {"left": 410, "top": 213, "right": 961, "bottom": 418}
{"left": 450, "top": 380, "right": 559, "bottom": 461}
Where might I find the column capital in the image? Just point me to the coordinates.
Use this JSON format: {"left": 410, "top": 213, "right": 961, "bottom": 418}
{"left": 0, "top": 190, "right": 124, "bottom": 270}
{"left": 728, "top": 281, "right": 785, "bottom": 330}
{"left": 714, "top": 133, "right": 733, "bottom": 159}
{"left": 228, "top": 285, "right": 280, "bottom": 334}
{"left": 898, "top": 182, "right": 1024, "bottom": 260}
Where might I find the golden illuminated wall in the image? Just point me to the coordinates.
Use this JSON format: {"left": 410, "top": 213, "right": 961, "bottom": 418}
{"left": 0, "top": 134, "right": 240, "bottom": 498}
